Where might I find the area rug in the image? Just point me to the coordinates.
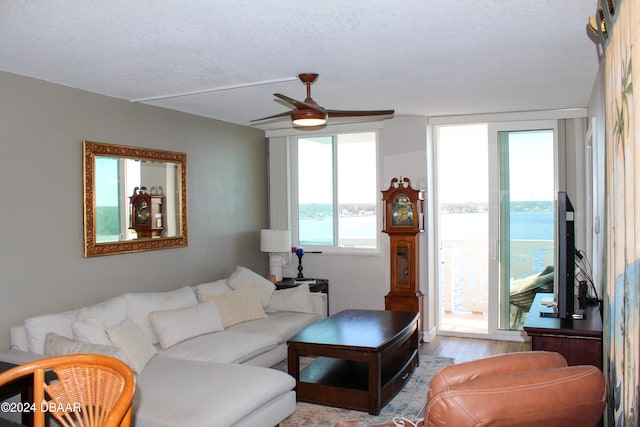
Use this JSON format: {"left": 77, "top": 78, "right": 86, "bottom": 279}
{"left": 275, "top": 355, "right": 453, "bottom": 427}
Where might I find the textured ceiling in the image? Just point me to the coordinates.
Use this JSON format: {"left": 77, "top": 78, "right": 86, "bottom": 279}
{"left": 0, "top": 1, "right": 600, "bottom": 130}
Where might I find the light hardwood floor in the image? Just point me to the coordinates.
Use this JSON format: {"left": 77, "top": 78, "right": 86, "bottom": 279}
{"left": 421, "top": 335, "right": 531, "bottom": 364}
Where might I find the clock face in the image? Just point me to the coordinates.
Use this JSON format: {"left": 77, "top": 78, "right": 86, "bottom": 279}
{"left": 391, "top": 194, "right": 414, "bottom": 226}
{"left": 136, "top": 199, "right": 150, "bottom": 224}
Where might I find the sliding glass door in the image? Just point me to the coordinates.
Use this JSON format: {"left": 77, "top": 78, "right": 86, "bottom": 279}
{"left": 436, "top": 121, "right": 556, "bottom": 338}
{"left": 494, "top": 126, "right": 555, "bottom": 331}
{"left": 437, "top": 124, "right": 490, "bottom": 334}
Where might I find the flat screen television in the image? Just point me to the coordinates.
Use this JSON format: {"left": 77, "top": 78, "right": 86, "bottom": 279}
{"left": 555, "top": 191, "right": 576, "bottom": 319}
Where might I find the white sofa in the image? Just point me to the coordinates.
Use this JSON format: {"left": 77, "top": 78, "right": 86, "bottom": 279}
{"left": 0, "top": 267, "right": 327, "bottom": 427}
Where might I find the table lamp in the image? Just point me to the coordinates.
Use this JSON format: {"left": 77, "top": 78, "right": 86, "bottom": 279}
{"left": 260, "top": 229, "right": 291, "bottom": 282}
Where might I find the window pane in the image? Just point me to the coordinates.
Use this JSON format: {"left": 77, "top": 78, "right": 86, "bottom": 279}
{"left": 337, "top": 132, "right": 377, "bottom": 248}
{"left": 298, "top": 136, "right": 334, "bottom": 245}
{"left": 95, "top": 157, "right": 121, "bottom": 243}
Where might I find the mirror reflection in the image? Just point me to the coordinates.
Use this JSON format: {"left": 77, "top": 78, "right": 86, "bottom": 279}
{"left": 84, "top": 141, "right": 188, "bottom": 257}
{"left": 95, "top": 157, "right": 180, "bottom": 242}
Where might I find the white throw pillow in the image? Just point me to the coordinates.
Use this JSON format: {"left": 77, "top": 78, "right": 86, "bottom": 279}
{"left": 150, "top": 301, "right": 224, "bottom": 349}
{"left": 76, "top": 295, "right": 128, "bottom": 328}
{"left": 124, "top": 286, "right": 198, "bottom": 344}
{"left": 267, "top": 283, "right": 316, "bottom": 314}
{"left": 201, "top": 287, "right": 267, "bottom": 328}
{"left": 44, "top": 332, "right": 129, "bottom": 365}
{"left": 25, "top": 309, "right": 80, "bottom": 354}
{"left": 71, "top": 318, "right": 112, "bottom": 345}
{"left": 193, "top": 279, "right": 232, "bottom": 301}
{"left": 107, "top": 319, "right": 157, "bottom": 374}
{"left": 227, "top": 266, "right": 275, "bottom": 307}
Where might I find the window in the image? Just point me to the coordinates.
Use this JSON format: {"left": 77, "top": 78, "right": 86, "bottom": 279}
{"left": 294, "top": 131, "right": 378, "bottom": 251}
{"left": 95, "top": 156, "right": 121, "bottom": 243}
{"left": 94, "top": 157, "right": 141, "bottom": 243}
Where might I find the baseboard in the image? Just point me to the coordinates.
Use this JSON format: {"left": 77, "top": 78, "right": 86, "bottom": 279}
{"left": 423, "top": 326, "right": 437, "bottom": 342}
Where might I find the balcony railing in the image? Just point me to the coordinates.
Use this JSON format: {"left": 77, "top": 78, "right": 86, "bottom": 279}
{"left": 440, "top": 239, "right": 554, "bottom": 315}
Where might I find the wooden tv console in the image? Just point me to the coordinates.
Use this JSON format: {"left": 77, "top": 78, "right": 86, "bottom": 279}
{"left": 523, "top": 293, "right": 603, "bottom": 369}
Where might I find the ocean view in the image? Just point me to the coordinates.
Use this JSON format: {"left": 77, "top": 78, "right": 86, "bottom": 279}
{"left": 440, "top": 211, "right": 554, "bottom": 241}
{"left": 299, "top": 203, "right": 554, "bottom": 246}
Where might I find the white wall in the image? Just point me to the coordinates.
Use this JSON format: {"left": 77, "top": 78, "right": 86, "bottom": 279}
{"left": 587, "top": 63, "right": 606, "bottom": 297}
{"left": 268, "top": 116, "right": 432, "bottom": 335}
{"left": 0, "top": 71, "right": 269, "bottom": 350}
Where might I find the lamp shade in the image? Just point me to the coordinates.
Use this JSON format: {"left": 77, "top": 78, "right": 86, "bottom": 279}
{"left": 260, "top": 229, "right": 291, "bottom": 253}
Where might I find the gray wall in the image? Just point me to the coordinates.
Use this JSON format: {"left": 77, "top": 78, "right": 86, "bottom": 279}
{"left": 0, "top": 72, "right": 268, "bottom": 350}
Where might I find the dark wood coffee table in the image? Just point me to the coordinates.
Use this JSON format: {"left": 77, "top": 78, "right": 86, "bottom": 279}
{"left": 287, "top": 309, "right": 420, "bottom": 415}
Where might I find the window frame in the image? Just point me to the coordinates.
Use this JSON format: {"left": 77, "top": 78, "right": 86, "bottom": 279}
{"left": 290, "top": 129, "right": 381, "bottom": 255}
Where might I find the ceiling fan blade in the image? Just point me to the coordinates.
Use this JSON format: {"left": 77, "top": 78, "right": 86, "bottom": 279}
{"left": 250, "top": 110, "right": 294, "bottom": 122}
{"left": 274, "top": 93, "right": 325, "bottom": 112}
{"left": 273, "top": 93, "right": 308, "bottom": 109}
{"left": 326, "top": 109, "right": 395, "bottom": 118}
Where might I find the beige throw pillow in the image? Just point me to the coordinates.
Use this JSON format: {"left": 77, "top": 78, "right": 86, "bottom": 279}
{"left": 201, "top": 287, "right": 267, "bottom": 328}
{"left": 107, "top": 319, "right": 157, "bottom": 374}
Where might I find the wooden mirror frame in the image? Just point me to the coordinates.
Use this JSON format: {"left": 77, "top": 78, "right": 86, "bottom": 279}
{"left": 83, "top": 141, "right": 188, "bottom": 257}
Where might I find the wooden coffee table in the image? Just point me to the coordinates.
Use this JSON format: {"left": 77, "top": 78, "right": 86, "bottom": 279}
{"left": 287, "top": 309, "right": 420, "bottom": 415}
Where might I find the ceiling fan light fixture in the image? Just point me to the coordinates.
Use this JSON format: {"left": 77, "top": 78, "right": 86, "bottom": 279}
{"left": 292, "top": 108, "right": 327, "bottom": 127}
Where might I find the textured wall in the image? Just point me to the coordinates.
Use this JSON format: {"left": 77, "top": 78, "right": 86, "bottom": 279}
{"left": 0, "top": 71, "right": 268, "bottom": 350}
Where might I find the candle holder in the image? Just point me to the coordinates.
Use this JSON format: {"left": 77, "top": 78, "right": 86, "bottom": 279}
{"left": 296, "top": 247, "right": 305, "bottom": 279}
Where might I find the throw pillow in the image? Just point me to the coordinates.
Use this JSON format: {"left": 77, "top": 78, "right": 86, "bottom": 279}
{"left": 44, "top": 332, "right": 129, "bottom": 365}
{"left": 25, "top": 309, "right": 80, "bottom": 354}
{"left": 227, "top": 266, "right": 275, "bottom": 307}
{"left": 201, "top": 287, "right": 267, "bottom": 328}
{"left": 107, "top": 319, "right": 157, "bottom": 374}
{"left": 193, "top": 279, "right": 233, "bottom": 301}
{"left": 267, "top": 283, "right": 315, "bottom": 314}
{"left": 76, "top": 295, "right": 128, "bottom": 328}
{"left": 124, "top": 286, "right": 198, "bottom": 344}
{"left": 71, "top": 318, "right": 112, "bottom": 346}
{"left": 149, "top": 301, "right": 224, "bottom": 349}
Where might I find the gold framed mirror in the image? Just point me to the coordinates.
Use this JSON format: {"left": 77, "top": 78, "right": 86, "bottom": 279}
{"left": 83, "top": 141, "right": 188, "bottom": 257}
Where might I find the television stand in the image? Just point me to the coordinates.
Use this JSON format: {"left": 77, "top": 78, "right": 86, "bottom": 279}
{"left": 524, "top": 293, "right": 602, "bottom": 370}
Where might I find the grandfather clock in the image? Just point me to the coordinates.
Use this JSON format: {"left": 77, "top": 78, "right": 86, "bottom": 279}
{"left": 382, "top": 177, "right": 425, "bottom": 339}
{"left": 129, "top": 187, "right": 164, "bottom": 238}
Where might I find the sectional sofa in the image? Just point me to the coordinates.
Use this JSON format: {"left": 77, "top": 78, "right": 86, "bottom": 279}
{"left": 0, "top": 266, "right": 327, "bottom": 426}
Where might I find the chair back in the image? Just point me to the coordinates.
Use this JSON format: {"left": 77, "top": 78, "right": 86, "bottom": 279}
{"left": 0, "top": 354, "right": 136, "bottom": 427}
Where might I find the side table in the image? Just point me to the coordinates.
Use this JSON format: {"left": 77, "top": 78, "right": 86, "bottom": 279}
{"left": 0, "top": 361, "right": 31, "bottom": 426}
{"left": 276, "top": 277, "right": 329, "bottom": 316}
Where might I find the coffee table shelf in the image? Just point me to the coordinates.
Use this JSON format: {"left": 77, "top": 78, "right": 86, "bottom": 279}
{"left": 288, "top": 309, "right": 420, "bottom": 415}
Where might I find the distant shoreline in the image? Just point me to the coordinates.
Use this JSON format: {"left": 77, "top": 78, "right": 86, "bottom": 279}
{"left": 441, "top": 201, "right": 553, "bottom": 214}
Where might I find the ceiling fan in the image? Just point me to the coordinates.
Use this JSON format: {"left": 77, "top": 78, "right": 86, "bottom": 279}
{"left": 251, "top": 73, "right": 394, "bottom": 127}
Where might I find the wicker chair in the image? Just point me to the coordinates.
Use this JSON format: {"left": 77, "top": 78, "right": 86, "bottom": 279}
{"left": 0, "top": 354, "right": 136, "bottom": 427}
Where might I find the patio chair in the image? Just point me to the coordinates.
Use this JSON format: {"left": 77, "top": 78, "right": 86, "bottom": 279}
{"left": 509, "top": 265, "right": 555, "bottom": 327}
